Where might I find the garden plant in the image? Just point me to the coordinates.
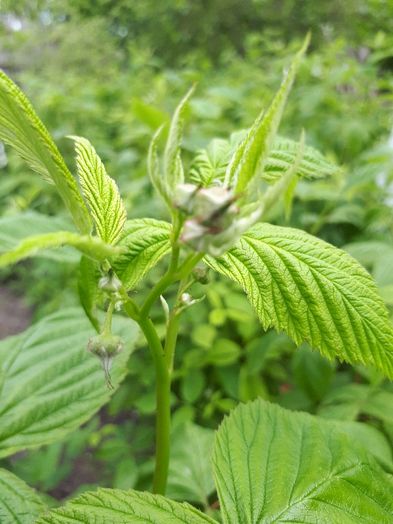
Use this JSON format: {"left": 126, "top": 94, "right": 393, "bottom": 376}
{"left": 0, "top": 35, "right": 392, "bottom": 523}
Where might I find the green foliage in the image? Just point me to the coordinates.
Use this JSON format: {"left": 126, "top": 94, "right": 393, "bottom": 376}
{"left": 213, "top": 399, "right": 393, "bottom": 523}
{"left": 0, "top": 468, "right": 45, "bottom": 523}
{"left": 207, "top": 223, "right": 393, "bottom": 377}
{"left": 0, "top": 71, "right": 91, "bottom": 232}
{"left": 70, "top": 136, "right": 127, "bottom": 244}
{"left": 224, "top": 34, "right": 309, "bottom": 193}
{"left": 0, "top": 308, "right": 137, "bottom": 457}
{"left": 114, "top": 219, "right": 172, "bottom": 290}
{"left": 36, "top": 488, "right": 216, "bottom": 523}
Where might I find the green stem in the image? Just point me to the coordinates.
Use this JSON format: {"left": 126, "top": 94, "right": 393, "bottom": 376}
{"left": 137, "top": 316, "right": 171, "bottom": 494}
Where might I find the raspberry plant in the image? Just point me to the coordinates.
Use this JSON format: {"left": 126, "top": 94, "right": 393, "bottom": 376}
{"left": 0, "top": 36, "right": 392, "bottom": 522}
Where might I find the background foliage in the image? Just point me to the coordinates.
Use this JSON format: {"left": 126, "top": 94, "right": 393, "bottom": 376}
{"left": 0, "top": 0, "right": 392, "bottom": 510}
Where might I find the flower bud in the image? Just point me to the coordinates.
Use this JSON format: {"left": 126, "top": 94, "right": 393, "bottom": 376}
{"left": 99, "top": 274, "right": 122, "bottom": 293}
{"left": 88, "top": 333, "right": 123, "bottom": 389}
{"left": 192, "top": 265, "right": 209, "bottom": 284}
{"left": 173, "top": 183, "right": 199, "bottom": 213}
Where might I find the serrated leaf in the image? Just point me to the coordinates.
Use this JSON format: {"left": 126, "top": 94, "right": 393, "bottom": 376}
{"left": 0, "top": 308, "right": 137, "bottom": 457}
{"left": 164, "top": 87, "right": 194, "bottom": 193}
{"left": 0, "top": 70, "right": 91, "bottom": 232}
{"left": 189, "top": 139, "right": 231, "bottom": 187}
{"left": 206, "top": 223, "right": 393, "bottom": 377}
{"left": 114, "top": 218, "right": 172, "bottom": 290}
{"left": 167, "top": 423, "right": 215, "bottom": 506}
{"left": 70, "top": 136, "right": 127, "bottom": 244}
{"left": 0, "top": 468, "right": 46, "bottom": 524}
{"left": 213, "top": 399, "right": 393, "bottom": 524}
{"left": 0, "top": 230, "right": 121, "bottom": 268}
{"left": 263, "top": 135, "right": 339, "bottom": 182}
{"left": 36, "top": 488, "right": 217, "bottom": 523}
{"left": 0, "top": 211, "right": 79, "bottom": 263}
{"left": 224, "top": 35, "right": 310, "bottom": 192}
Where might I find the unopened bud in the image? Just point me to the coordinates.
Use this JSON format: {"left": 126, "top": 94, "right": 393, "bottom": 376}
{"left": 173, "top": 183, "right": 199, "bottom": 213}
{"left": 88, "top": 333, "right": 123, "bottom": 389}
{"left": 99, "top": 274, "right": 122, "bottom": 293}
{"left": 192, "top": 266, "right": 209, "bottom": 284}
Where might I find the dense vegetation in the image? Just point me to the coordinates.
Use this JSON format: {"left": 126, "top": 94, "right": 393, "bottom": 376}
{"left": 0, "top": 1, "right": 392, "bottom": 522}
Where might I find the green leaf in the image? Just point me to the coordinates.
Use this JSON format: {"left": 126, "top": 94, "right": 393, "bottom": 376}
{"left": 78, "top": 255, "right": 101, "bottom": 331}
{"left": 0, "top": 211, "right": 79, "bottom": 263}
{"left": 224, "top": 35, "right": 310, "bottom": 193}
{"left": 0, "top": 308, "right": 137, "bottom": 457}
{"left": 114, "top": 218, "right": 172, "bottom": 290}
{"left": 213, "top": 399, "right": 393, "bottom": 524}
{"left": 167, "top": 423, "right": 215, "bottom": 506}
{"left": 189, "top": 138, "right": 231, "bottom": 187}
{"left": 70, "top": 136, "right": 127, "bottom": 244}
{"left": 0, "top": 70, "right": 91, "bottom": 233}
{"left": 189, "top": 135, "right": 337, "bottom": 188}
{"left": 164, "top": 87, "right": 194, "bottom": 192}
{"left": 206, "top": 223, "right": 393, "bottom": 377}
{"left": 36, "top": 488, "right": 217, "bottom": 523}
{"left": 263, "top": 135, "right": 339, "bottom": 183}
{"left": 0, "top": 468, "right": 46, "bottom": 523}
{"left": 0, "top": 230, "right": 122, "bottom": 268}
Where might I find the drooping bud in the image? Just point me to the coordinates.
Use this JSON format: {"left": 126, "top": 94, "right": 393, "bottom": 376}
{"left": 88, "top": 333, "right": 123, "bottom": 389}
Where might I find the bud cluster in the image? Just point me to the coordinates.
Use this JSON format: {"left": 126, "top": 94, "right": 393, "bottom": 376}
{"left": 174, "top": 183, "right": 241, "bottom": 255}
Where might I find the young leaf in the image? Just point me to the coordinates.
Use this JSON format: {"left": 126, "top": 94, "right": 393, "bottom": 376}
{"left": 114, "top": 218, "right": 172, "bottom": 290}
{"left": 190, "top": 135, "right": 337, "bottom": 188}
{"left": 213, "top": 399, "right": 393, "bottom": 524}
{"left": 224, "top": 34, "right": 310, "bottom": 193}
{"left": 206, "top": 223, "right": 393, "bottom": 377}
{"left": 0, "top": 468, "right": 46, "bottom": 524}
{"left": 164, "top": 86, "right": 194, "bottom": 193}
{"left": 70, "top": 136, "right": 127, "bottom": 244}
{"left": 189, "top": 138, "right": 231, "bottom": 187}
{"left": 0, "top": 308, "right": 138, "bottom": 457}
{"left": 0, "top": 230, "right": 122, "bottom": 268}
{"left": 0, "top": 211, "right": 79, "bottom": 263}
{"left": 263, "top": 135, "right": 339, "bottom": 182}
{"left": 36, "top": 488, "right": 217, "bottom": 523}
{"left": 0, "top": 71, "right": 91, "bottom": 233}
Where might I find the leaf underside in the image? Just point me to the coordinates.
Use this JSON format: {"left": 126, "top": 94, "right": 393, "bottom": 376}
{"left": 71, "top": 136, "right": 127, "bottom": 244}
{"left": 0, "top": 70, "right": 91, "bottom": 232}
{"left": 213, "top": 399, "right": 393, "bottom": 524}
{"left": 36, "top": 488, "right": 217, "bottom": 523}
{"left": 206, "top": 223, "right": 393, "bottom": 378}
{"left": 114, "top": 218, "right": 172, "bottom": 290}
{"left": 0, "top": 308, "right": 138, "bottom": 457}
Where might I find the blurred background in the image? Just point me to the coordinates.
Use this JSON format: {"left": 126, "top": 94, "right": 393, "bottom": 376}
{"left": 0, "top": 0, "right": 392, "bottom": 509}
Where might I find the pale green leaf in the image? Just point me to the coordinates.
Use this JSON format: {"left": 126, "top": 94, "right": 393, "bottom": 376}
{"left": 0, "top": 308, "right": 137, "bottom": 457}
{"left": 0, "top": 211, "right": 78, "bottom": 263}
{"left": 0, "top": 468, "right": 46, "bottom": 524}
{"left": 36, "top": 488, "right": 217, "bottom": 523}
{"left": 189, "top": 134, "right": 337, "bottom": 188}
{"left": 164, "top": 87, "right": 194, "bottom": 193}
{"left": 206, "top": 223, "right": 393, "bottom": 377}
{"left": 0, "top": 230, "right": 122, "bottom": 268}
{"left": 0, "top": 70, "right": 91, "bottom": 232}
{"left": 167, "top": 423, "right": 215, "bottom": 506}
{"left": 213, "top": 399, "right": 393, "bottom": 524}
{"left": 263, "top": 135, "right": 339, "bottom": 182}
{"left": 224, "top": 34, "right": 310, "bottom": 192}
{"left": 114, "top": 218, "right": 172, "bottom": 290}
{"left": 148, "top": 125, "right": 169, "bottom": 205}
{"left": 189, "top": 138, "right": 231, "bottom": 187}
{"left": 70, "top": 136, "right": 127, "bottom": 244}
